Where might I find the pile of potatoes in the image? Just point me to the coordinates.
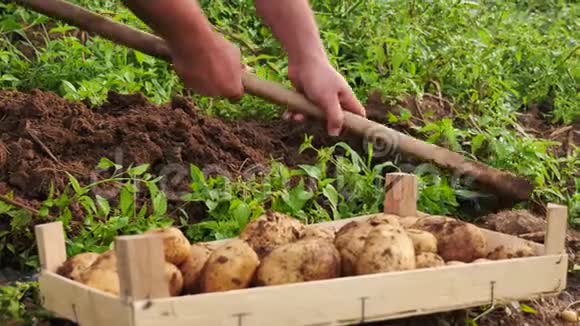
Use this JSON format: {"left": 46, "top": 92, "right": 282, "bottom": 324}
{"left": 56, "top": 212, "right": 536, "bottom": 296}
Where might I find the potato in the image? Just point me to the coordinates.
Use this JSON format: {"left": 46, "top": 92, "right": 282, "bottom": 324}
{"left": 412, "top": 216, "right": 487, "bottom": 262}
{"left": 201, "top": 239, "right": 259, "bottom": 293}
{"left": 180, "top": 243, "right": 212, "bottom": 294}
{"left": 355, "top": 225, "right": 416, "bottom": 275}
{"left": 301, "top": 225, "right": 335, "bottom": 242}
{"left": 473, "top": 258, "right": 492, "bottom": 263}
{"left": 240, "top": 211, "right": 305, "bottom": 258}
{"left": 256, "top": 239, "right": 340, "bottom": 286}
{"left": 88, "top": 250, "right": 117, "bottom": 270}
{"left": 415, "top": 252, "right": 445, "bottom": 269}
{"left": 406, "top": 229, "right": 437, "bottom": 254}
{"left": 487, "top": 245, "right": 535, "bottom": 260}
{"left": 368, "top": 214, "right": 401, "bottom": 228}
{"left": 165, "top": 262, "right": 184, "bottom": 296}
{"left": 82, "top": 268, "right": 120, "bottom": 295}
{"left": 57, "top": 252, "right": 100, "bottom": 281}
{"left": 334, "top": 221, "right": 374, "bottom": 276}
{"left": 399, "top": 216, "right": 419, "bottom": 228}
{"left": 145, "top": 227, "right": 191, "bottom": 266}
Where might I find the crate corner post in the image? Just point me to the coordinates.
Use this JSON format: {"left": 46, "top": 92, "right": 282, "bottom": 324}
{"left": 115, "top": 233, "right": 171, "bottom": 305}
{"left": 384, "top": 172, "right": 418, "bottom": 216}
{"left": 544, "top": 203, "right": 568, "bottom": 255}
{"left": 34, "top": 221, "right": 67, "bottom": 273}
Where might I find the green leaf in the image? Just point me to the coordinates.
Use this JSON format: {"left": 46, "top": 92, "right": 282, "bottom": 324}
{"left": 520, "top": 303, "right": 537, "bottom": 314}
{"left": 471, "top": 134, "right": 486, "bottom": 154}
{"left": 322, "top": 184, "right": 340, "bottom": 219}
{"left": 97, "top": 158, "right": 121, "bottom": 171}
{"left": 96, "top": 195, "right": 110, "bottom": 217}
{"left": 127, "top": 164, "right": 150, "bottom": 177}
{"left": 67, "top": 173, "right": 82, "bottom": 194}
{"left": 281, "top": 181, "right": 313, "bottom": 213}
{"left": 298, "top": 165, "right": 322, "bottom": 180}
{"left": 230, "top": 199, "right": 251, "bottom": 228}
{"left": 152, "top": 192, "right": 168, "bottom": 216}
{"left": 119, "top": 186, "right": 133, "bottom": 216}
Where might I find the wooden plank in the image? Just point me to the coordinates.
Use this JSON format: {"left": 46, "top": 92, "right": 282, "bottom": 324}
{"left": 34, "top": 221, "right": 67, "bottom": 273}
{"left": 38, "top": 271, "right": 132, "bottom": 326}
{"left": 115, "top": 234, "right": 170, "bottom": 301}
{"left": 383, "top": 173, "right": 417, "bottom": 216}
{"left": 545, "top": 203, "right": 568, "bottom": 255}
{"left": 132, "top": 254, "right": 567, "bottom": 326}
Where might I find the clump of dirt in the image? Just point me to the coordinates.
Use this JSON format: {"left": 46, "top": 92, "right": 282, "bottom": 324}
{"left": 0, "top": 89, "right": 355, "bottom": 201}
{"left": 365, "top": 90, "right": 452, "bottom": 127}
{"left": 518, "top": 104, "right": 579, "bottom": 157}
{"left": 482, "top": 210, "right": 547, "bottom": 235}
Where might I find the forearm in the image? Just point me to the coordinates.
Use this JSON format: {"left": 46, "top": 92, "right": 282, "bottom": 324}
{"left": 123, "top": 0, "right": 215, "bottom": 46}
{"left": 254, "top": 0, "right": 327, "bottom": 65}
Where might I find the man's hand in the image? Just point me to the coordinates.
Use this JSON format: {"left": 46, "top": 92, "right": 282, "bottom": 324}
{"left": 168, "top": 33, "right": 243, "bottom": 99}
{"left": 254, "top": 0, "right": 366, "bottom": 136}
{"left": 285, "top": 58, "right": 365, "bottom": 136}
{"left": 123, "top": 0, "right": 243, "bottom": 99}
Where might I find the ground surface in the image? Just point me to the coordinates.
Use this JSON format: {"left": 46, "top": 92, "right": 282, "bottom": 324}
{"left": 1, "top": 90, "right": 578, "bottom": 326}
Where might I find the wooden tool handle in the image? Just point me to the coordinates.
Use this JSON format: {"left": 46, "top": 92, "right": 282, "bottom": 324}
{"left": 15, "top": 0, "right": 534, "bottom": 200}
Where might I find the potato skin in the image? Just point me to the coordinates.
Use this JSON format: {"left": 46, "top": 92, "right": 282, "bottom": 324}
{"left": 165, "top": 262, "right": 184, "bottom": 296}
{"left": 355, "top": 225, "right": 416, "bottom": 275}
{"left": 399, "top": 216, "right": 419, "bottom": 229}
{"left": 486, "top": 245, "right": 535, "bottom": 260}
{"left": 201, "top": 239, "right": 259, "bottom": 293}
{"left": 57, "top": 252, "right": 100, "bottom": 282}
{"left": 301, "top": 225, "right": 335, "bottom": 242}
{"left": 412, "top": 216, "right": 487, "bottom": 262}
{"left": 82, "top": 268, "right": 120, "bottom": 295}
{"left": 256, "top": 239, "right": 340, "bottom": 286}
{"left": 180, "top": 243, "right": 212, "bottom": 294}
{"left": 415, "top": 252, "right": 445, "bottom": 269}
{"left": 240, "top": 211, "right": 305, "bottom": 258}
{"left": 406, "top": 229, "right": 438, "bottom": 254}
{"left": 368, "top": 214, "right": 401, "bottom": 228}
{"left": 145, "top": 227, "right": 191, "bottom": 266}
{"left": 334, "top": 221, "right": 374, "bottom": 276}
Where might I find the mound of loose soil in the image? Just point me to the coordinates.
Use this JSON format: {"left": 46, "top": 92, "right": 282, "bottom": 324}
{"left": 0, "top": 89, "right": 358, "bottom": 201}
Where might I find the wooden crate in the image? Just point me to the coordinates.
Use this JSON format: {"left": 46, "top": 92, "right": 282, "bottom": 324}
{"left": 34, "top": 173, "right": 569, "bottom": 326}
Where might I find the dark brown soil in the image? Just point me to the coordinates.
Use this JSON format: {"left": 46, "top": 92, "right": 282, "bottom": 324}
{"left": 0, "top": 89, "right": 358, "bottom": 203}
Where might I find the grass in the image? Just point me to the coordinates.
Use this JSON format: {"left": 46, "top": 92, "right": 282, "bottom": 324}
{"left": 0, "top": 0, "right": 578, "bottom": 322}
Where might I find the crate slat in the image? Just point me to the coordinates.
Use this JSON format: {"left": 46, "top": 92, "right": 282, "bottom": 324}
{"left": 131, "top": 254, "right": 567, "bottom": 326}
{"left": 39, "top": 272, "right": 132, "bottom": 326}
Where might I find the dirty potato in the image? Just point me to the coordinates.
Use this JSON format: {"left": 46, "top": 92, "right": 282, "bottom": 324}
{"left": 412, "top": 216, "right": 487, "bottom": 262}
{"left": 240, "top": 211, "right": 305, "bottom": 258}
{"left": 368, "top": 214, "right": 401, "bottom": 228}
{"left": 334, "top": 221, "right": 374, "bottom": 276}
{"left": 165, "top": 262, "right": 184, "bottom": 296}
{"left": 180, "top": 243, "right": 212, "bottom": 294}
{"left": 355, "top": 225, "right": 416, "bottom": 275}
{"left": 405, "top": 229, "right": 438, "bottom": 254}
{"left": 486, "top": 245, "right": 535, "bottom": 260}
{"left": 81, "top": 268, "right": 120, "bottom": 295}
{"left": 415, "top": 252, "right": 445, "bottom": 269}
{"left": 145, "top": 227, "right": 191, "bottom": 266}
{"left": 57, "top": 252, "right": 100, "bottom": 282}
{"left": 256, "top": 239, "right": 340, "bottom": 286}
{"left": 201, "top": 239, "right": 259, "bottom": 293}
{"left": 300, "top": 225, "right": 335, "bottom": 242}
{"left": 399, "top": 216, "right": 419, "bottom": 229}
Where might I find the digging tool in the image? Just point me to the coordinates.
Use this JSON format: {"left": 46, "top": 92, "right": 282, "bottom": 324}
{"left": 14, "top": 0, "right": 534, "bottom": 201}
